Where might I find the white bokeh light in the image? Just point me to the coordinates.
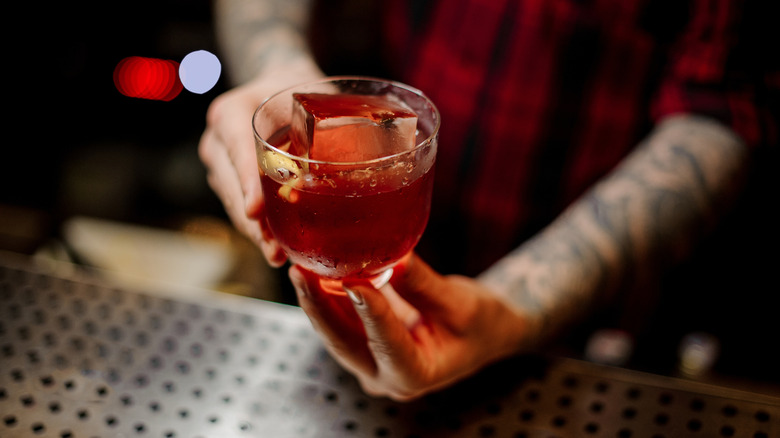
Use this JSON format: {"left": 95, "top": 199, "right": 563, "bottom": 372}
{"left": 179, "top": 50, "right": 221, "bottom": 94}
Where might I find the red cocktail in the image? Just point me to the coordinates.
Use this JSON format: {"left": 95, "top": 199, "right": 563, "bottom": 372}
{"left": 253, "top": 78, "right": 439, "bottom": 291}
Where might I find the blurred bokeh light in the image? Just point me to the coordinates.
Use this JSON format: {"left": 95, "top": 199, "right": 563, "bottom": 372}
{"left": 113, "top": 56, "right": 183, "bottom": 101}
{"left": 179, "top": 50, "right": 221, "bottom": 94}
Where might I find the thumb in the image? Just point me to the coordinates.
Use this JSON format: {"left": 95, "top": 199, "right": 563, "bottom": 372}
{"left": 388, "top": 253, "right": 458, "bottom": 316}
{"left": 342, "top": 279, "right": 420, "bottom": 371}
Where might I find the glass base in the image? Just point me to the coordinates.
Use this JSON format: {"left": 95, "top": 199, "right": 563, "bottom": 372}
{"left": 318, "top": 268, "right": 394, "bottom": 295}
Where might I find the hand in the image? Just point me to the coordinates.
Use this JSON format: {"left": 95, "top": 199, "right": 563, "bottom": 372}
{"left": 198, "top": 61, "right": 323, "bottom": 265}
{"left": 289, "top": 253, "right": 535, "bottom": 401}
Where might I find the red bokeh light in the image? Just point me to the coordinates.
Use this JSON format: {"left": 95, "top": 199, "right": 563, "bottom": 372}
{"left": 113, "top": 56, "right": 183, "bottom": 101}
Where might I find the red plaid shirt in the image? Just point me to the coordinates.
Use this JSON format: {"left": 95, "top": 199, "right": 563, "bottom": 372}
{"left": 328, "top": 0, "right": 778, "bottom": 275}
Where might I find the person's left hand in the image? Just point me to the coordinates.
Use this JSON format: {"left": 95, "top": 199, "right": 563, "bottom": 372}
{"left": 289, "top": 253, "right": 536, "bottom": 401}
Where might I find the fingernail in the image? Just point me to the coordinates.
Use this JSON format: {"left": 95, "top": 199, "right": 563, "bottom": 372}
{"left": 344, "top": 286, "right": 364, "bottom": 307}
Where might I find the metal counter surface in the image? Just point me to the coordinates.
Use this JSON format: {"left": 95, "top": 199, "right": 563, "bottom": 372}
{"left": 1, "top": 252, "right": 777, "bottom": 437}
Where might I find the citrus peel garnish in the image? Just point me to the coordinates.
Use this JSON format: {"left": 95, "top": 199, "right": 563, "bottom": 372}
{"left": 263, "top": 149, "right": 302, "bottom": 202}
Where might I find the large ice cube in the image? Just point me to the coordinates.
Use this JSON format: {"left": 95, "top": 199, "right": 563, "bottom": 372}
{"left": 290, "top": 93, "right": 418, "bottom": 162}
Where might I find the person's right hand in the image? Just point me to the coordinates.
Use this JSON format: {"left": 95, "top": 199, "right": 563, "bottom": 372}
{"left": 289, "top": 253, "right": 538, "bottom": 401}
{"left": 198, "top": 61, "right": 323, "bottom": 265}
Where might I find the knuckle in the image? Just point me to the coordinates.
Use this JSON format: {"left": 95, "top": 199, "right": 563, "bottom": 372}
{"left": 197, "top": 133, "right": 214, "bottom": 164}
{"left": 205, "top": 92, "right": 229, "bottom": 126}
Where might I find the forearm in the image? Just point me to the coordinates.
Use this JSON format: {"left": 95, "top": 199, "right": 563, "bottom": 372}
{"left": 479, "top": 114, "right": 749, "bottom": 344}
{"left": 214, "top": 0, "right": 316, "bottom": 85}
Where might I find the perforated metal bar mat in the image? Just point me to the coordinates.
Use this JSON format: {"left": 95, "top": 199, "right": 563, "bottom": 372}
{"left": 1, "top": 253, "right": 778, "bottom": 438}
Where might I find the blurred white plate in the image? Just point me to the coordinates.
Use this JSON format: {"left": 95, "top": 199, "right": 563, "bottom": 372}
{"left": 62, "top": 216, "right": 236, "bottom": 292}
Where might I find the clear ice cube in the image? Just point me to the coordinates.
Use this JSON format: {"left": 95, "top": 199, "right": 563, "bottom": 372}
{"left": 291, "top": 93, "right": 418, "bottom": 163}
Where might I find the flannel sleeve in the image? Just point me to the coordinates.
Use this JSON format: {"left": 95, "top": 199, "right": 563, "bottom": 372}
{"left": 651, "top": 0, "right": 778, "bottom": 148}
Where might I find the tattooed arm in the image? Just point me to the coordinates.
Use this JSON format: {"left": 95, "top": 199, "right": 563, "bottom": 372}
{"left": 213, "top": 0, "right": 317, "bottom": 85}
{"left": 286, "top": 114, "right": 750, "bottom": 401}
{"left": 479, "top": 114, "right": 749, "bottom": 345}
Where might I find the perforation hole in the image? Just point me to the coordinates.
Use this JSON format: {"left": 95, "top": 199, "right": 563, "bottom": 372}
{"left": 590, "top": 400, "right": 604, "bottom": 413}
{"left": 626, "top": 387, "right": 642, "bottom": 400}
{"left": 518, "top": 409, "right": 534, "bottom": 422}
{"left": 48, "top": 401, "right": 62, "bottom": 413}
{"left": 654, "top": 412, "right": 670, "bottom": 426}
{"left": 1, "top": 344, "right": 14, "bottom": 358}
{"left": 162, "top": 381, "right": 176, "bottom": 393}
{"left": 17, "top": 326, "right": 31, "bottom": 340}
{"left": 622, "top": 407, "right": 638, "bottom": 420}
{"left": 722, "top": 404, "right": 738, "bottom": 417}
{"left": 56, "top": 315, "right": 72, "bottom": 330}
{"left": 11, "top": 368, "right": 24, "bottom": 382}
{"left": 32, "top": 309, "right": 47, "bottom": 324}
{"left": 690, "top": 397, "right": 706, "bottom": 412}
{"left": 754, "top": 410, "right": 770, "bottom": 422}
{"left": 20, "top": 394, "right": 35, "bottom": 408}
{"left": 687, "top": 418, "right": 703, "bottom": 432}
{"left": 43, "top": 332, "right": 57, "bottom": 347}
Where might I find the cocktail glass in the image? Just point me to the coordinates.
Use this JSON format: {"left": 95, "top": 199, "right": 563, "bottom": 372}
{"left": 253, "top": 77, "right": 439, "bottom": 293}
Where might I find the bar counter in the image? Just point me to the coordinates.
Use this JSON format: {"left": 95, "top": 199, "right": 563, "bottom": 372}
{"left": 1, "top": 252, "right": 777, "bottom": 438}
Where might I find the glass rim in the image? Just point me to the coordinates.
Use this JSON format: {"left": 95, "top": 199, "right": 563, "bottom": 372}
{"left": 252, "top": 76, "right": 440, "bottom": 167}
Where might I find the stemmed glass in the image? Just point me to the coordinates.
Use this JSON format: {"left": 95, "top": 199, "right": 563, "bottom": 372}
{"left": 253, "top": 77, "right": 439, "bottom": 293}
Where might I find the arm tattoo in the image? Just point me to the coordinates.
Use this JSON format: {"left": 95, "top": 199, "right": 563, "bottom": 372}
{"left": 479, "top": 114, "right": 749, "bottom": 342}
{"left": 214, "top": 0, "right": 314, "bottom": 85}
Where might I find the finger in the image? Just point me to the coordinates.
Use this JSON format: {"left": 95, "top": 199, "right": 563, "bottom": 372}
{"left": 377, "top": 284, "right": 421, "bottom": 330}
{"left": 289, "top": 266, "right": 377, "bottom": 377}
{"left": 200, "top": 129, "right": 286, "bottom": 266}
{"left": 259, "top": 232, "right": 287, "bottom": 268}
{"left": 388, "top": 253, "right": 462, "bottom": 316}
{"left": 205, "top": 92, "right": 264, "bottom": 218}
{"left": 342, "top": 279, "right": 424, "bottom": 380}
{"left": 227, "top": 128, "right": 264, "bottom": 219}
{"left": 200, "top": 128, "right": 257, "bottom": 239}
{"left": 252, "top": 199, "right": 288, "bottom": 267}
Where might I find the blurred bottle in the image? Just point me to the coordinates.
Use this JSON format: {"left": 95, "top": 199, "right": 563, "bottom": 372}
{"left": 677, "top": 331, "right": 720, "bottom": 379}
{"left": 584, "top": 328, "right": 634, "bottom": 367}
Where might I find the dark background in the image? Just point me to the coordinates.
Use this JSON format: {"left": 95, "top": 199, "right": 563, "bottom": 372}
{"left": 4, "top": 1, "right": 225, "bottom": 227}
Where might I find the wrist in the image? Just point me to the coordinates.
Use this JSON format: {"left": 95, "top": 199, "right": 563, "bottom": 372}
{"left": 489, "top": 286, "right": 546, "bottom": 357}
{"left": 254, "top": 56, "right": 324, "bottom": 87}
